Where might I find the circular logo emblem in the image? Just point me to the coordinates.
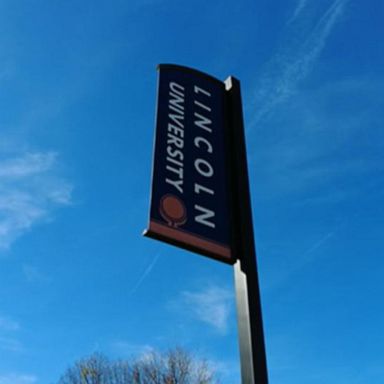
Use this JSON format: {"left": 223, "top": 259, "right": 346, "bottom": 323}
{"left": 159, "top": 194, "right": 187, "bottom": 227}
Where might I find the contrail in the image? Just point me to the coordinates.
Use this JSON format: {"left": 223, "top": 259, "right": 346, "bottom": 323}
{"left": 287, "top": 0, "right": 309, "bottom": 24}
{"left": 301, "top": 229, "right": 337, "bottom": 260}
{"left": 250, "top": 0, "right": 348, "bottom": 127}
{"left": 264, "top": 226, "right": 340, "bottom": 292}
{"left": 130, "top": 253, "right": 160, "bottom": 294}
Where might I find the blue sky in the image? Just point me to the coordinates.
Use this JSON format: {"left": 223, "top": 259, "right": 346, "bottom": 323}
{"left": 0, "top": 0, "right": 383, "bottom": 383}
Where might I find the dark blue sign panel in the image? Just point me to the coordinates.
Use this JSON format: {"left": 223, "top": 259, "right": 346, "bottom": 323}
{"left": 144, "top": 64, "right": 234, "bottom": 264}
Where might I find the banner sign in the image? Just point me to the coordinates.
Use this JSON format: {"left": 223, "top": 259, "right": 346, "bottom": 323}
{"left": 144, "top": 64, "right": 234, "bottom": 264}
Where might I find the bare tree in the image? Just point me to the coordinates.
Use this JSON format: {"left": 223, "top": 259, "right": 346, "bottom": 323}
{"left": 57, "top": 347, "right": 217, "bottom": 384}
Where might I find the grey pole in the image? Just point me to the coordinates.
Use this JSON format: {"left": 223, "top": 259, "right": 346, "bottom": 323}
{"left": 225, "top": 77, "right": 269, "bottom": 384}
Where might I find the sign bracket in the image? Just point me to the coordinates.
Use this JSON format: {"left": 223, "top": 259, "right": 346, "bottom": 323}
{"left": 225, "top": 77, "right": 269, "bottom": 384}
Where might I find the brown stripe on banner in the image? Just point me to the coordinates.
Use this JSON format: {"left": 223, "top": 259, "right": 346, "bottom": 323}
{"left": 149, "top": 221, "right": 231, "bottom": 259}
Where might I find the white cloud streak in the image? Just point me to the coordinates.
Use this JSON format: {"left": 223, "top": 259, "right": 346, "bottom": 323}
{"left": 0, "top": 316, "right": 19, "bottom": 332}
{"left": 0, "top": 374, "right": 37, "bottom": 384}
{"left": 251, "top": 0, "right": 348, "bottom": 126}
{"left": 0, "top": 315, "right": 24, "bottom": 353}
{"left": 301, "top": 229, "right": 337, "bottom": 259}
{"left": 130, "top": 253, "right": 160, "bottom": 294}
{"left": 288, "top": 0, "right": 309, "bottom": 24}
{"left": 0, "top": 336, "right": 24, "bottom": 353}
{"left": 180, "top": 286, "right": 233, "bottom": 334}
{"left": 22, "top": 264, "right": 51, "bottom": 284}
{"left": 0, "top": 151, "right": 72, "bottom": 250}
{"left": 110, "top": 341, "right": 154, "bottom": 359}
{"left": 249, "top": 76, "right": 383, "bottom": 202}
{"left": 263, "top": 223, "right": 345, "bottom": 292}
{"left": 0, "top": 152, "right": 55, "bottom": 178}
{"left": 202, "top": 357, "right": 240, "bottom": 383}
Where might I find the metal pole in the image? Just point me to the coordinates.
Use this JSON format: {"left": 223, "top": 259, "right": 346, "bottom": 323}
{"left": 225, "top": 77, "right": 269, "bottom": 384}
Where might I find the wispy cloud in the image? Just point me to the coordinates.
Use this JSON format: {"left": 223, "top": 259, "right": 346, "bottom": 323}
{"left": 0, "top": 337, "right": 24, "bottom": 353}
{"left": 22, "top": 264, "right": 51, "bottom": 284}
{"left": 248, "top": 75, "right": 383, "bottom": 203}
{"left": 0, "top": 152, "right": 55, "bottom": 178}
{"left": 206, "top": 358, "right": 240, "bottom": 383}
{"left": 0, "top": 150, "right": 72, "bottom": 250}
{"left": 0, "top": 315, "right": 24, "bottom": 353}
{"left": 178, "top": 286, "right": 233, "bottom": 334}
{"left": 0, "top": 374, "right": 37, "bottom": 384}
{"left": 110, "top": 341, "right": 154, "bottom": 359}
{"left": 251, "top": 0, "right": 348, "bottom": 125}
{"left": 0, "top": 315, "right": 19, "bottom": 332}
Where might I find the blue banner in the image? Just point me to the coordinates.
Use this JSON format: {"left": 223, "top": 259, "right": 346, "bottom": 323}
{"left": 144, "top": 64, "right": 234, "bottom": 264}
